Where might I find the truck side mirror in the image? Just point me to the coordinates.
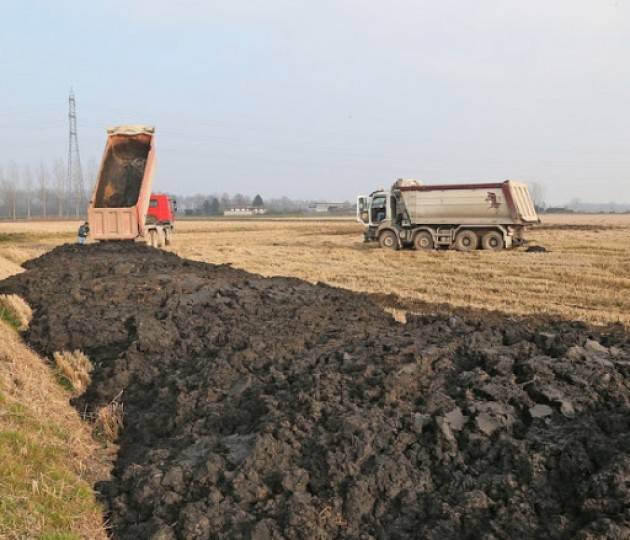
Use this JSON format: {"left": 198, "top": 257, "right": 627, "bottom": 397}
{"left": 356, "top": 196, "right": 369, "bottom": 225}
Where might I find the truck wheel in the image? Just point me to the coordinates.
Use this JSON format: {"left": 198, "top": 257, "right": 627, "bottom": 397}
{"left": 148, "top": 230, "right": 157, "bottom": 248}
{"left": 481, "top": 231, "right": 504, "bottom": 251}
{"left": 164, "top": 229, "right": 172, "bottom": 246}
{"left": 157, "top": 229, "right": 165, "bottom": 248}
{"left": 454, "top": 230, "right": 478, "bottom": 252}
{"left": 413, "top": 231, "right": 434, "bottom": 251}
{"left": 379, "top": 230, "right": 399, "bottom": 250}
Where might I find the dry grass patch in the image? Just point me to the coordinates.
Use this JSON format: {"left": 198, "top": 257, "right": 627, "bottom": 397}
{"left": 0, "top": 245, "right": 107, "bottom": 538}
{"left": 384, "top": 306, "right": 407, "bottom": 324}
{"left": 53, "top": 350, "right": 93, "bottom": 395}
{"left": 0, "top": 254, "right": 23, "bottom": 281}
{"left": 0, "top": 322, "right": 108, "bottom": 539}
{"left": 0, "top": 294, "right": 32, "bottom": 331}
{"left": 94, "top": 392, "right": 124, "bottom": 443}
{"left": 0, "top": 220, "right": 78, "bottom": 266}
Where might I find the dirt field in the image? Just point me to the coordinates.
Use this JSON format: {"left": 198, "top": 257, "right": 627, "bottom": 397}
{"left": 1, "top": 213, "right": 629, "bottom": 326}
{"left": 2, "top": 242, "right": 628, "bottom": 539}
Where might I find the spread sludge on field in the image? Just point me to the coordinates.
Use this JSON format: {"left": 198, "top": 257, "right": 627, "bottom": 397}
{"left": 1, "top": 243, "right": 628, "bottom": 540}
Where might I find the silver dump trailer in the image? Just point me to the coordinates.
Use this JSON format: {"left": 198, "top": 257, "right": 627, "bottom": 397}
{"left": 357, "top": 179, "right": 539, "bottom": 251}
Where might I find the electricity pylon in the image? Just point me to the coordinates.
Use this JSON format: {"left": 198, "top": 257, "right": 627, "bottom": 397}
{"left": 67, "top": 89, "right": 85, "bottom": 217}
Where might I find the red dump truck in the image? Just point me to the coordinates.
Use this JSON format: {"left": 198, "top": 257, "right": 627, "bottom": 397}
{"left": 87, "top": 125, "right": 175, "bottom": 247}
{"left": 358, "top": 179, "right": 539, "bottom": 251}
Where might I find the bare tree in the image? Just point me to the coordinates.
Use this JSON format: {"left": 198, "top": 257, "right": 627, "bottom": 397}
{"left": 0, "top": 163, "right": 6, "bottom": 218}
{"left": 220, "top": 192, "right": 232, "bottom": 210}
{"left": 53, "top": 158, "right": 66, "bottom": 217}
{"left": 528, "top": 181, "right": 546, "bottom": 210}
{"left": 232, "top": 193, "right": 251, "bottom": 207}
{"left": 7, "top": 161, "right": 19, "bottom": 220}
{"left": 38, "top": 160, "right": 48, "bottom": 217}
{"left": 23, "top": 165, "right": 33, "bottom": 219}
{"left": 86, "top": 157, "right": 98, "bottom": 201}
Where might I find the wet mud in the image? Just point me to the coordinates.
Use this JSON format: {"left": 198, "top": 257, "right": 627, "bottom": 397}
{"left": 1, "top": 243, "right": 628, "bottom": 539}
{"left": 94, "top": 136, "right": 149, "bottom": 208}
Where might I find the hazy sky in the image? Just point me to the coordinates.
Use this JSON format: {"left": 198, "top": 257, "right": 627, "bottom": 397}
{"left": 1, "top": 0, "right": 629, "bottom": 204}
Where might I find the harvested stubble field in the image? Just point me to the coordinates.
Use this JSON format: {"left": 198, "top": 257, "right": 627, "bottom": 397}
{"left": 1, "top": 213, "right": 629, "bottom": 326}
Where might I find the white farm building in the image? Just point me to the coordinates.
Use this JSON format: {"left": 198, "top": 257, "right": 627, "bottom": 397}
{"left": 223, "top": 207, "right": 267, "bottom": 216}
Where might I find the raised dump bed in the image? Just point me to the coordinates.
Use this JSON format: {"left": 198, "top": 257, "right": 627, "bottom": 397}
{"left": 88, "top": 125, "right": 156, "bottom": 241}
{"left": 398, "top": 180, "right": 539, "bottom": 225}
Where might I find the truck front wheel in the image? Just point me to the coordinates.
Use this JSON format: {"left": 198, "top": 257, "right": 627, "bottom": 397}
{"left": 157, "top": 229, "right": 165, "bottom": 248}
{"left": 413, "top": 231, "right": 434, "bottom": 251}
{"left": 379, "top": 230, "right": 399, "bottom": 250}
{"left": 481, "top": 230, "right": 504, "bottom": 251}
{"left": 148, "top": 230, "right": 158, "bottom": 248}
{"left": 454, "top": 230, "right": 478, "bottom": 252}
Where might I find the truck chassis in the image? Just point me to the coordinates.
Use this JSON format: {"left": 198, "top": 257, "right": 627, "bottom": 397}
{"left": 144, "top": 223, "right": 173, "bottom": 248}
{"left": 365, "top": 223, "right": 524, "bottom": 251}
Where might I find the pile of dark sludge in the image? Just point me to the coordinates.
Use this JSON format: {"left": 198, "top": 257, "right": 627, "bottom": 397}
{"left": 1, "top": 243, "right": 628, "bottom": 539}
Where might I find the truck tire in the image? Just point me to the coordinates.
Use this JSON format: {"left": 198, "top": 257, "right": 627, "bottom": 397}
{"left": 379, "top": 230, "right": 399, "bottom": 250}
{"left": 148, "top": 230, "right": 158, "bottom": 248}
{"left": 157, "top": 229, "right": 165, "bottom": 248}
{"left": 413, "top": 231, "right": 434, "bottom": 251}
{"left": 481, "top": 230, "right": 504, "bottom": 251}
{"left": 454, "top": 230, "right": 478, "bottom": 252}
{"left": 164, "top": 228, "right": 172, "bottom": 246}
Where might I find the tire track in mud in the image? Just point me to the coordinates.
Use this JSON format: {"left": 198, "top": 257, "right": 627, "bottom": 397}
{"left": 1, "top": 242, "right": 628, "bottom": 540}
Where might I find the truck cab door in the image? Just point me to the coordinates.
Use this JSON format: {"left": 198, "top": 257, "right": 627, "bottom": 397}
{"left": 369, "top": 195, "right": 387, "bottom": 225}
{"left": 357, "top": 196, "right": 369, "bottom": 224}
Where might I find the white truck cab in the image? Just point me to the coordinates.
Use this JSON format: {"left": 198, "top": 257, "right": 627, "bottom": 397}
{"left": 357, "top": 191, "right": 397, "bottom": 245}
{"left": 357, "top": 191, "right": 391, "bottom": 225}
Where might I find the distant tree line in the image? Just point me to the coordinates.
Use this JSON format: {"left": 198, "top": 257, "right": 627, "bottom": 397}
{"left": 527, "top": 184, "right": 630, "bottom": 214}
{"left": 0, "top": 159, "right": 98, "bottom": 219}
{"left": 0, "top": 159, "right": 353, "bottom": 220}
{"left": 174, "top": 192, "right": 330, "bottom": 216}
{"left": 2, "top": 167, "right": 627, "bottom": 220}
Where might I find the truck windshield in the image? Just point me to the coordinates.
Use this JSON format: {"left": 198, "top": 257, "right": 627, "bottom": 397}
{"left": 371, "top": 196, "right": 386, "bottom": 223}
